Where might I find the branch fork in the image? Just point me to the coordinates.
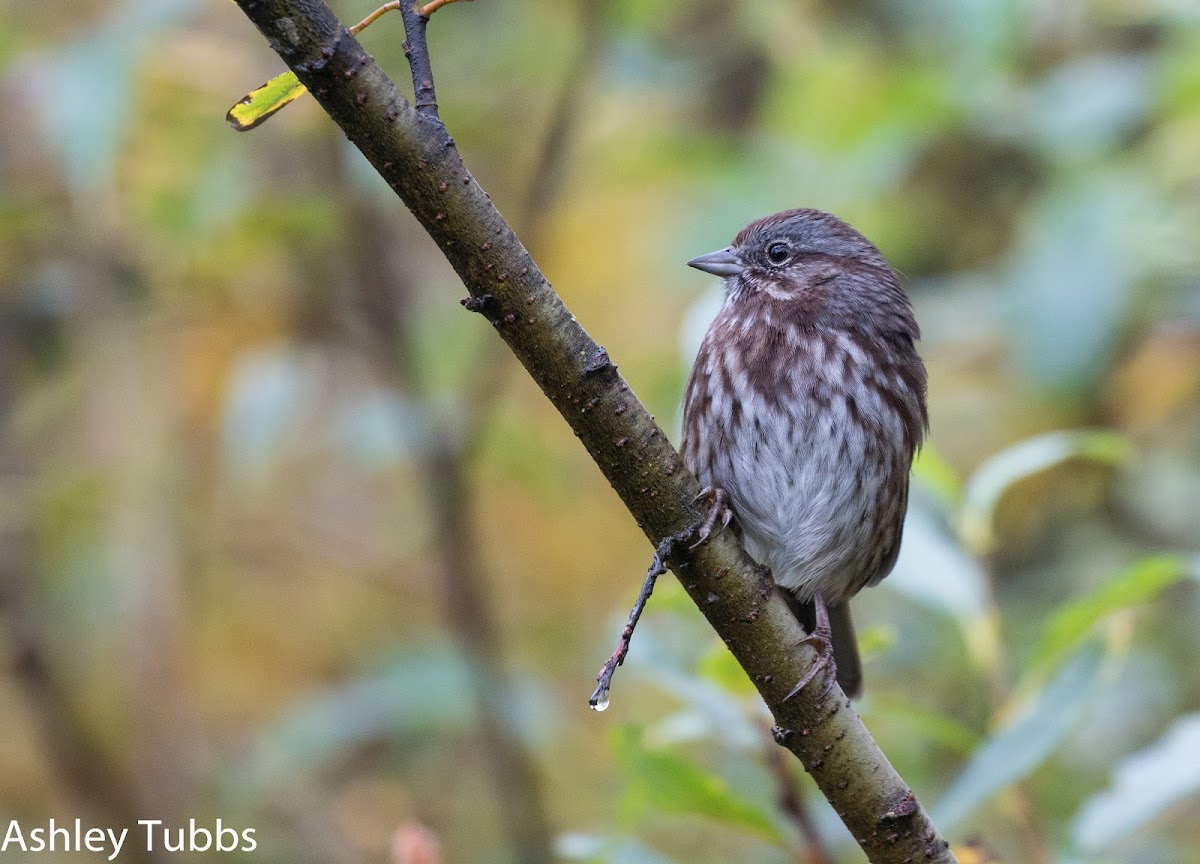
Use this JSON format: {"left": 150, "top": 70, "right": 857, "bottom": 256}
{"left": 230, "top": 2, "right": 959, "bottom": 860}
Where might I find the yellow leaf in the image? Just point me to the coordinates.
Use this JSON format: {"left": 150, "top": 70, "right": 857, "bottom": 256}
{"left": 226, "top": 71, "right": 308, "bottom": 132}
{"left": 226, "top": 2, "right": 405, "bottom": 131}
{"left": 952, "top": 840, "right": 1001, "bottom": 864}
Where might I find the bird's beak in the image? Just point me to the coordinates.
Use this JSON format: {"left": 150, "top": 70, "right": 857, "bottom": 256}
{"left": 687, "top": 246, "right": 743, "bottom": 278}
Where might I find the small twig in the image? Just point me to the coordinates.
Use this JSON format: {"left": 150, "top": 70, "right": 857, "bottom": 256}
{"left": 349, "top": 1, "right": 401, "bottom": 35}
{"left": 766, "top": 728, "right": 835, "bottom": 864}
{"left": 401, "top": 1, "right": 445, "bottom": 117}
{"left": 590, "top": 477, "right": 726, "bottom": 708}
{"left": 414, "top": 0, "right": 472, "bottom": 17}
{"left": 401, "top": 25, "right": 437, "bottom": 117}
{"left": 589, "top": 530, "right": 688, "bottom": 710}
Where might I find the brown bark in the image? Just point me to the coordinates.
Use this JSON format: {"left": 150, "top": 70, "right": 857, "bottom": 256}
{"left": 229, "top": 3, "right": 959, "bottom": 861}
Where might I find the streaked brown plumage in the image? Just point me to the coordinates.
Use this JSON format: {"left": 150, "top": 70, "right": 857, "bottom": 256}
{"left": 681, "top": 209, "right": 927, "bottom": 698}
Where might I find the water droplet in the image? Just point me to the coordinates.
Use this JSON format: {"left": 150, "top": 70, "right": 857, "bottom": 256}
{"left": 590, "top": 695, "right": 610, "bottom": 712}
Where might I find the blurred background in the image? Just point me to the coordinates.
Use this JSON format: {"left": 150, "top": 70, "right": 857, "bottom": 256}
{"left": 1, "top": 0, "right": 1199, "bottom": 862}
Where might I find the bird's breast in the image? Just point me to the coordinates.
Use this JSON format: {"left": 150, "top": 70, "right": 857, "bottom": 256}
{"left": 681, "top": 321, "right": 913, "bottom": 602}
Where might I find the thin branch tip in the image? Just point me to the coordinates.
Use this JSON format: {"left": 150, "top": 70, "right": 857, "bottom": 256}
{"left": 589, "top": 529, "right": 693, "bottom": 710}
{"left": 349, "top": 1, "right": 401, "bottom": 35}
{"left": 414, "top": 0, "right": 472, "bottom": 18}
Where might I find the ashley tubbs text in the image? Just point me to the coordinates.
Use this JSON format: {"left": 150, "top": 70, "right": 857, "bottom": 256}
{"left": 3, "top": 819, "right": 257, "bottom": 859}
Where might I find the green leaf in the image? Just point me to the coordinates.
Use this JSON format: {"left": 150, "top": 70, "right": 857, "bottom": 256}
{"left": 1007, "top": 177, "right": 1148, "bottom": 391}
{"left": 911, "top": 444, "right": 962, "bottom": 510}
{"left": 225, "top": 0, "right": 404, "bottom": 130}
{"left": 1029, "top": 555, "right": 1188, "bottom": 677}
{"left": 887, "top": 507, "right": 988, "bottom": 623}
{"left": 1072, "top": 712, "right": 1200, "bottom": 853}
{"left": 613, "top": 725, "right": 783, "bottom": 844}
{"left": 869, "top": 695, "right": 980, "bottom": 757}
{"left": 959, "top": 429, "right": 1131, "bottom": 554}
{"left": 933, "top": 641, "right": 1107, "bottom": 832}
{"left": 855, "top": 624, "right": 896, "bottom": 662}
{"left": 696, "top": 640, "right": 757, "bottom": 698}
{"left": 226, "top": 71, "right": 309, "bottom": 132}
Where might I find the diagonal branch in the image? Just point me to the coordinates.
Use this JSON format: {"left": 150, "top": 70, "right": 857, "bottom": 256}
{"left": 229, "top": 3, "right": 959, "bottom": 862}
{"left": 766, "top": 726, "right": 835, "bottom": 864}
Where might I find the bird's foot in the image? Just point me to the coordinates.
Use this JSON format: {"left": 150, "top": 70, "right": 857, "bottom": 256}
{"left": 782, "top": 596, "right": 838, "bottom": 701}
{"left": 690, "top": 486, "right": 733, "bottom": 549}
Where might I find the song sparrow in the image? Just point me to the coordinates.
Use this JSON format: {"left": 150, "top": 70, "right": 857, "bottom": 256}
{"left": 681, "top": 209, "right": 927, "bottom": 698}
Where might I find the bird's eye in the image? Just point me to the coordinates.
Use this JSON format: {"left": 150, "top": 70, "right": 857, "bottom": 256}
{"left": 766, "top": 242, "right": 790, "bottom": 264}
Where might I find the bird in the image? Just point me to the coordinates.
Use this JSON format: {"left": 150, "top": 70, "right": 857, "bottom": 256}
{"left": 680, "top": 208, "right": 927, "bottom": 699}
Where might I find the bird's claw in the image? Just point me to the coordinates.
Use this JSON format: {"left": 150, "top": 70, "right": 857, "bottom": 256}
{"left": 781, "top": 633, "right": 837, "bottom": 702}
{"left": 782, "top": 598, "right": 838, "bottom": 701}
{"left": 690, "top": 486, "right": 733, "bottom": 549}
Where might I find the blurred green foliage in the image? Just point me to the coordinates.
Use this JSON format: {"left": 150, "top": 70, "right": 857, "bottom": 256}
{"left": 1, "top": 1, "right": 1199, "bottom": 863}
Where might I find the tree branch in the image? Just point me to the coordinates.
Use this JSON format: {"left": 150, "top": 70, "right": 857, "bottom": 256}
{"left": 230, "top": 2, "right": 958, "bottom": 861}
{"left": 766, "top": 726, "right": 835, "bottom": 864}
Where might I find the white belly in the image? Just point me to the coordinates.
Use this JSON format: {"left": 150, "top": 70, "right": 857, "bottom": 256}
{"left": 688, "top": 331, "right": 909, "bottom": 604}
